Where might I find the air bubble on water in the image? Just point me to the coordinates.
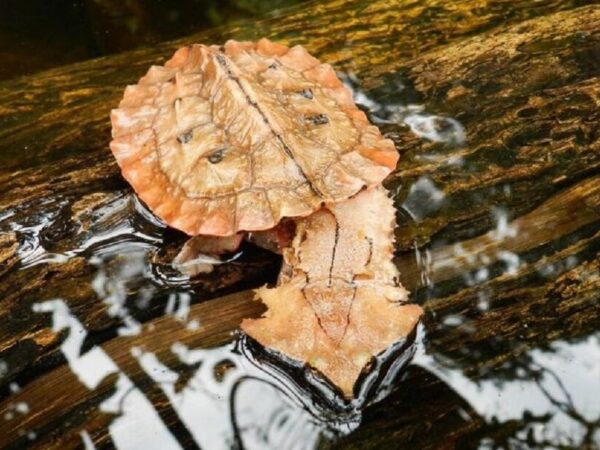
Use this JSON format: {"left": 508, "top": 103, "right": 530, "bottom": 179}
{"left": 2, "top": 399, "right": 30, "bottom": 423}
{"left": 537, "top": 257, "right": 555, "bottom": 277}
{"left": 475, "top": 268, "right": 489, "bottom": 283}
{"left": 401, "top": 177, "right": 445, "bottom": 222}
{"left": 497, "top": 251, "right": 521, "bottom": 275}
{"left": 565, "top": 256, "right": 578, "bottom": 269}
{"left": 537, "top": 255, "right": 579, "bottom": 279}
{"left": 15, "top": 402, "right": 29, "bottom": 414}
{"left": 404, "top": 114, "right": 466, "bottom": 145}
{"left": 442, "top": 315, "right": 465, "bottom": 327}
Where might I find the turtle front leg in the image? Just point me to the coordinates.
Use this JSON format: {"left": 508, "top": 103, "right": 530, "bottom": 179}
{"left": 247, "top": 219, "right": 296, "bottom": 255}
{"left": 172, "top": 220, "right": 295, "bottom": 277}
{"left": 172, "top": 233, "right": 245, "bottom": 276}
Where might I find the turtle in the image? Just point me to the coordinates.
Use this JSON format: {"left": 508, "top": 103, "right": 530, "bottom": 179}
{"left": 110, "top": 38, "right": 423, "bottom": 397}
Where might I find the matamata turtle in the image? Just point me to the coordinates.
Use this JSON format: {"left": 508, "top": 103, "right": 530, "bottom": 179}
{"left": 110, "top": 38, "right": 423, "bottom": 397}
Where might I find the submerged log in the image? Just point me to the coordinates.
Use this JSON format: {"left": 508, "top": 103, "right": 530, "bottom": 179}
{"left": 0, "top": 0, "right": 599, "bottom": 448}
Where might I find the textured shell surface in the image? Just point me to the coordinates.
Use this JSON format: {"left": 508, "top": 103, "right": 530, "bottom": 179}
{"left": 241, "top": 186, "right": 422, "bottom": 397}
{"left": 110, "top": 38, "right": 398, "bottom": 236}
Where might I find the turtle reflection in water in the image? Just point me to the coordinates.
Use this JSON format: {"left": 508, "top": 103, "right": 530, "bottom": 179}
{"left": 110, "top": 38, "right": 422, "bottom": 397}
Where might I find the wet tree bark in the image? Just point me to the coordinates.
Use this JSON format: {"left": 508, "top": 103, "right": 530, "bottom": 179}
{"left": 0, "top": 0, "right": 599, "bottom": 449}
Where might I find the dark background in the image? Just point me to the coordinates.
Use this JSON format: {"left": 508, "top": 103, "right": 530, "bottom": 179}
{"left": 0, "top": 0, "right": 306, "bottom": 81}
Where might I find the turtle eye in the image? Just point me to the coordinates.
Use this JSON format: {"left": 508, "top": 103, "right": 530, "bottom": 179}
{"left": 208, "top": 148, "right": 226, "bottom": 164}
{"left": 298, "top": 88, "right": 313, "bottom": 99}
{"left": 177, "top": 131, "right": 193, "bottom": 144}
{"left": 305, "top": 114, "right": 329, "bottom": 125}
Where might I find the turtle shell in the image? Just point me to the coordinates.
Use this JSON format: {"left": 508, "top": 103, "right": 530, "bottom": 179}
{"left": 110, "top": 38, "right": 398, "bottom": 236}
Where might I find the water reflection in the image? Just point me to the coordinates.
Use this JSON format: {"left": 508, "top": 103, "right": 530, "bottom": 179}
{"left": 401, "top": 177, "right": 446, "bottom": 222}
{"left": 343, "top": 71, "right": 466, "bottom": 146}
{"left": 91, "top": 252, "right": 146, "bottom": 337}
{"left": 6, "top": 193, "right": 163, "bottom": 270}
{"left": 416, "top": 334, "right": 600, "bottom": 448}
{"left": 1, "top": 70, "right": 598, "bottom": 449}
{"left": 80, "top": 430, "right": 96, "bottom": 449}
{"left": 403, "top": 113, "right": 465, "bottom": 145}
{"left": 19, "top": 292, "right": 600, "bottom": 449}
{"left": 29, "top": 299, "right": 348, "bottom": 449}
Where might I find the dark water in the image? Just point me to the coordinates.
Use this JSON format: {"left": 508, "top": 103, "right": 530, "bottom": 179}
{"left": 1, "top": 1, "right": 599, "bottom": 449}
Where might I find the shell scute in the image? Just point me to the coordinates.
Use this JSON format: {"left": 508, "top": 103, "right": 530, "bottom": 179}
{"left": 110, "top": 40, "right": 398, "bottom": 236}
{"left": 256, "top": 38, "right": 288, "bottom": 57}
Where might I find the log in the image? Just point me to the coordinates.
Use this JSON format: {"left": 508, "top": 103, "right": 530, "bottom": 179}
{"left": 0, "top": 0, "right": 599, "bottom": 448}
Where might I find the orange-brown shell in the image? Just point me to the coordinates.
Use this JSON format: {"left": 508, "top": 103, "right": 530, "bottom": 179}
{"left": 110, "top": 38, "right": 398, "bottom": 236}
